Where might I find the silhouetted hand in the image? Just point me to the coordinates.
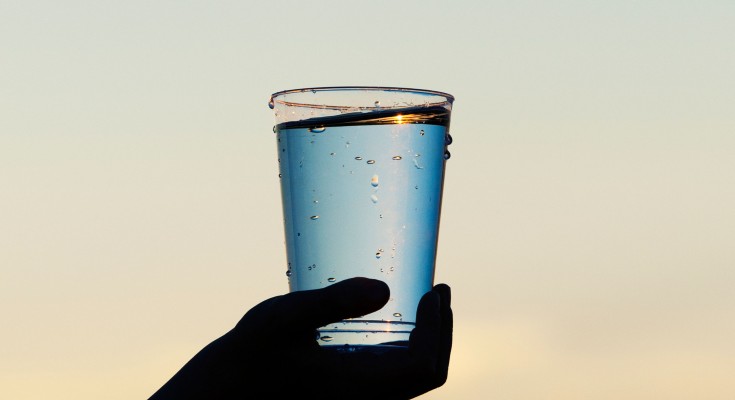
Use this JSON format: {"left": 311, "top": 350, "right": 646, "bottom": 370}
{"left": 150, "top": 277, "right": 452, "bottom": 399}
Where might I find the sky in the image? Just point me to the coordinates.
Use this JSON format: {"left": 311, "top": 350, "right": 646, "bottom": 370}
{"left": 1, "top": 0, "right": 734, "bottom": 398}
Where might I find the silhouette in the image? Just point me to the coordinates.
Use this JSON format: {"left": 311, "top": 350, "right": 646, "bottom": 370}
{"left": 150, "top": 277, "right": 452, "bottom": 399}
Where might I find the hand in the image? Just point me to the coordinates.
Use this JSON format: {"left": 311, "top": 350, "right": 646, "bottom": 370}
{"left": 150, "top": 277, "right": 452, "bottom": 399}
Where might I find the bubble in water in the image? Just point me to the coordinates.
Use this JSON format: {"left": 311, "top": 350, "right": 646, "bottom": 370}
{"left": 268, "top": 98, "right": 274, "bottom": 109}
{"left": 393, "top": 313, "right": 402, "bottom": 318}
{"left": 445, "top": 132, "right": 453, "bottom": 145}
{"left": 309, "top": 126, "right": 326, "bottom": 133}
{"left": 327, "top": 277, "right": 336, "bottom": 283}
{"left": 370, "top": 194, "right": 378, "bottom": 204}
{"left": 371, "top": 175, "right": 379, "bottom": 187}
{"left": 444, "top": 150, "right": 451, "bottom": 160}
{"left": 366, "top": 160, "right": 375, "bottom": 164}
{"left": 310, "top": 215, "right": 319, "bottom": 220}
{"left": 392, "top": 156, "right": 402, "bottom": 160}
{"left": 355, "top": 156, "right": 363, "bottom": 160}
{"left": 320, "top": 336, "right": 333, "bottom": 342}
{"left": 420, "top": 129, "right": 425, "bottom": 136}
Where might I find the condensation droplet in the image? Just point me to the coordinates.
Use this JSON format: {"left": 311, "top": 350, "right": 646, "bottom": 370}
{"left": 310, "top": 215, "right": 319, "bottom": 220}
{"left": 415, "top": 185, "right": 419, "bottom": 189}
{"left": 376, "top": 249, "right": 383, "bottom": 259}
{"left": 272, "top": 126, "right": 276, "bottom": 133}
{"left": 390, "top": 266, "right": 394, "bottom": 272}
{"left": 445, "top": 132, "right": 453, "bottom": 145}
{"left": 371, "top": 175, "right": 379, "bottom": 187}
{"left": 444, "top": 150, "right": 451, "bottom": 160}
{"left": 420, "top": 129, "right": 425, "bottom": 136}
{"left": 313, "top": 200, "right": 319, "bottom": 204}
{"left": 392, "top": 156, "right": 402, "bottom": 160}
{"left": 374, "top": 100, "right": 380, "bottom": 107}
{"left": 355, "top": 156, "right": 363, "bottom": 160}
{"left": 309, "top": 126, "right": 326, "bottom": 133}
{"left": 278, "top": 173, "right": 282, "bottom": 178}
{"left": 320, "top": 336, "right": 333, "bottom": 342}
{"left": 370, "top": 194, "right": 378, "bottom": 204}
{"left": 268, "top": 98, "right": 275, "bottom": 109}
{"left": 366, "top": 160, "right": 375, "bottom": 164}
{"left": 330, "top": 152, "right": 335, "bottom": 156}
{"left": 327, "top": 277, "right": 336, "bottom": 283}
{"left": 393, "top": 313, "right": 402, "bottom": 318}
{"left": 286, "top": 270, "right": 292, "bottom": 277}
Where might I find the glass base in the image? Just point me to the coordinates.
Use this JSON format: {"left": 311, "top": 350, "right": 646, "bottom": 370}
{"left": 316, "top": 320, "right": 415, "bottom": 347}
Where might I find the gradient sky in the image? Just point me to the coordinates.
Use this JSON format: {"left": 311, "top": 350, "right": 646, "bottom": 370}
{"left": 1, "top": 1, "right": 734, "bottom": 399}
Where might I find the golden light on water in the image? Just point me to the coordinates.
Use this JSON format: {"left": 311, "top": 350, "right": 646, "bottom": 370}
{"left": 396, "top": 114, "right": 404, "bottom": 124}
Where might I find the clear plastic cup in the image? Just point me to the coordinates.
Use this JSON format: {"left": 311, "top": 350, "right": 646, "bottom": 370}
{"left": 270, "top": 86, "right": 454, "bottom": 348}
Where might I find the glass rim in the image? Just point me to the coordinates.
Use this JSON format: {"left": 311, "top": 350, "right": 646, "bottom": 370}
{"left": 270, "top": 86, "right": 454, "bottom": 111}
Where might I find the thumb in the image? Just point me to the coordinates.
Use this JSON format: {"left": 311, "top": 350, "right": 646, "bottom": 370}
{"left": 237, "top": 278, "right": 390, "bottom": 335}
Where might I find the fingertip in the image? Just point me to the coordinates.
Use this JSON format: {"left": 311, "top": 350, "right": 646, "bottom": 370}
{"left": 433, "top": 283, "right": 451, "bottom": 305}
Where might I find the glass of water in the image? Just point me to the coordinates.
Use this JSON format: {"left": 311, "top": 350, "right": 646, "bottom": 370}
{"left": 270, "top": 87, "right": 454, "bottom": 349}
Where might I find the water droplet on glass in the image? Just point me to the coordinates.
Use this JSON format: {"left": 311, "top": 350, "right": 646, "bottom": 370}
{"left": 393, "top": 313, "right": 402, "bottom": 318}
{"left": 313, "top": 200, "right": 319, "bottom": 204}
{"left": 272, "top": 125, "right": 276, "bottom": 133}
{"left": 374, "top": 100, "right": 381, "bottom": 107}
{"left": 355, "top": 156, "right": 363, "bottom": 160}
{"left": 445, "top": 132, "right": 453, "bottom": 145}
{"left": 444, "top": 150, "right": 451, "bottom": 160}
{"left": 366, "top": 160, "right": 375, "bottom": 164}
{"left": 310, "top": 215, "right": 319, "bottom": 220}
{"left": 390, "top": 266, "right": 394, "bottom": 272}
{"left": 320, "top": 336, "right": 333, "bottom": 342}
{"left": 286, "top": 270, "right": 292, "bottom": 277}
{"left": 370, "top": 194, "right": 378, "bottom": 204}
{"left": 376, "top": 249, "right": 383, "bottom": 259}
{"left": 327, "top": 277, "right": 336, "bottom": 283}
{"left": 392, "top": 156, "right": 402, "bottom": 160}
{"left": 371, "top": 175, "right": 379, "bottom": 187}
{"left": 268, "top": 98, "right": 275, "bottom": 109}
{"left": 278, "top": 173, "right": 282, "bottom": 178}
{"left": 420, "top": 129, "right": 425, "bottom": 136}
{"left": 330, "top": 152, "right": 335, "bottom": 156}
{"left": 309, "top": 126, "right": 326, "bottom": 133}
{"left": 415, "top": 185, "right": 419, "bottom": 189}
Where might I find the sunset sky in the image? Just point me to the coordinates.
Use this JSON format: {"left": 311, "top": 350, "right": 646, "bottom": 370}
{"left": 1, "top": 1, "right": 734, "bottom": 398}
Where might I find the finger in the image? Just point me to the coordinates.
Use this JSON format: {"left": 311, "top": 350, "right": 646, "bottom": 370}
{"left": 433, "top": 283, "right": 453, "bottom": 385}
{"left": 237, "top": 277, "right": 390, "bottom": 336}
{"left": 409, "top": 289, "right": 442, "bottom": 371}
